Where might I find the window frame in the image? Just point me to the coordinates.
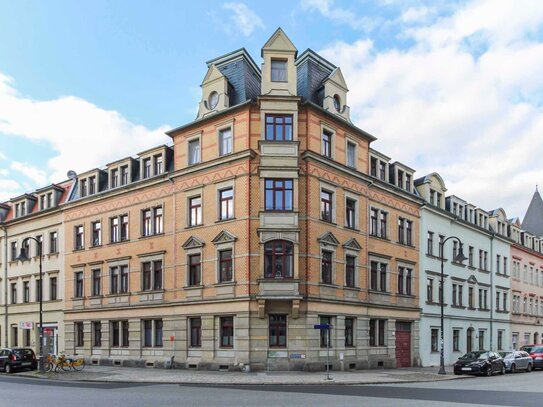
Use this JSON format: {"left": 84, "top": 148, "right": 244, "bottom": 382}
{"left": 264, "top": 240, "right": 294, "bottom": 279}
{"left": 264, "top": 114, "right": 293, "bottom": 141}
{"left": 268, "top": 314, "right": 287, "bottom": 348}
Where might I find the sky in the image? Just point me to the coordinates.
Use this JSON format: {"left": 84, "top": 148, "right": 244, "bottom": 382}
{"left": 1, "top": 0, "right": 542, "bottom": 219}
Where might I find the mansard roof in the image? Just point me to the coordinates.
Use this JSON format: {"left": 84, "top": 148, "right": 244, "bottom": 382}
{"left": 522, "top": 188, "right": 543, "bottom": 237}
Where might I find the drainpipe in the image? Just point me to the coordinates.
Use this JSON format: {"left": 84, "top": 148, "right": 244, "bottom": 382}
{"left": 1, "top": 225, "right": 7, "bottom": 348}
{"left": 490, "top": 234, "right": 494, "bottom": 351}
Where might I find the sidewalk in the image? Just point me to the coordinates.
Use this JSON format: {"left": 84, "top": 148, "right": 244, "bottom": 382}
{"left": 15, "top": 365, "right": 473, "bottom": 385}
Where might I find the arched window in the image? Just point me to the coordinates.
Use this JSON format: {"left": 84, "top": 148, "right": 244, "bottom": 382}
{"left": 264, "top": 240, "right": 293, "bottom": 279}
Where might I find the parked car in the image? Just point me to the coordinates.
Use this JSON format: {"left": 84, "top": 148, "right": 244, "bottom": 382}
{"left": 500, "top": 351, "right": 533, "bottom": 373}
{"left": 0, "top": 348, "right": 37, "bottom": 373}
{"left": 453, "top": 350, "right": 505, "bottom": 376}
{"left": 521, "top": 345, "right": 543, "bottom": 370}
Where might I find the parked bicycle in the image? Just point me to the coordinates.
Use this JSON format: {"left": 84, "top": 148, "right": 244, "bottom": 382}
{"left": 45, "top": 353, "right": 85, "bottom": 372}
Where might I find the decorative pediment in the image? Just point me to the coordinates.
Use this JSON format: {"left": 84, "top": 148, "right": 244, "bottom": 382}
{"left": 201, "top": 64, "right": 226, "bottom": 86}
{"left": 212, "top": 230, "right": 237, "bottom": 245}
{"left": 325, "top": 67, "right": 348, "bottom": 92}
{"left": 262, "top": 27, "right": 297, "bottom": 55}
{"left": 182, "top": 236, "right": 205, "bottom": 250}
{"left": 318, "top": 232, "right": 339, "bottom": 247}
{"left": 467, "top": 275, "right": 478, "bottom": 285}
{"left": 343, "top": 238, "right": 361, "bottom": 251}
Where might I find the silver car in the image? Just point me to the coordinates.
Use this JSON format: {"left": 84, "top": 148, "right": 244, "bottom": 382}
{"left": 500, "top": 351, "right": 533, "bottom": 373}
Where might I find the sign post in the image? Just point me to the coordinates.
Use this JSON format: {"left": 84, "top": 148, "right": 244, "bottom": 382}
{"left": 314, "top": 323, "right": 333, "bottom": 380}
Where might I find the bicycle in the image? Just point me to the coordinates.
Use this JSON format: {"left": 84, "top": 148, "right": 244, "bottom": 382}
{"left": 45, "top": 353, "right": 85, "bottom": 372}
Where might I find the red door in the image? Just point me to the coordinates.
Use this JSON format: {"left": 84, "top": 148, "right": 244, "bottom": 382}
{"left": 395, "top": 322, "right": 411, "bottom": 368}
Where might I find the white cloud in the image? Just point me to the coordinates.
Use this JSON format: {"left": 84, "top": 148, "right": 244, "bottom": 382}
{"left": 0, "top": 74, "right": 170, "bottom": 193}
{"left": 301, "top": 0, "right": 379, "bottom": 31}
{"left": 223, "top": 2, "right": 265, "bottom": 37}
{"left": 319, "top": 0, "right": 543, "bottom": 218}
{"left": 0, "top": 179, "right": 21, "bottom": 201}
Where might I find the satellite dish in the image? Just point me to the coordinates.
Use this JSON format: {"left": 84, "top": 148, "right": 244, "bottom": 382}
{"left": 67, "top": 170, "right": 77, "bottom": 180}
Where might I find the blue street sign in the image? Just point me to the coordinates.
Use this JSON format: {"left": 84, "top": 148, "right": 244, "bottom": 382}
{"left": 313, "top": 324, "right": 333, "bottom": 330}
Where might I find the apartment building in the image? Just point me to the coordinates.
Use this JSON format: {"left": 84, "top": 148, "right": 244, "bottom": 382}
{"left": 416, "top": 173, "right": 511, "bottom": 366}
{"left": 61, "top": 28, "right": 422, "bottom": 370}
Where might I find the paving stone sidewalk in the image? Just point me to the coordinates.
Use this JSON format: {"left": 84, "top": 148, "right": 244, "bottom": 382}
{"left": 15, "top": 365, "right": 473, "bottom": 385}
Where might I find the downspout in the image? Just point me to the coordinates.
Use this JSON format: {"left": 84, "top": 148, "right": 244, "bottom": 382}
{"left": 167, "top": 177, "right": 177, "bottom": 294}
{"left": 1, "top": 225, "right": 7, "bottom": 348}
{"left": 490, "top": 234, "right": 494, "bottom": 351}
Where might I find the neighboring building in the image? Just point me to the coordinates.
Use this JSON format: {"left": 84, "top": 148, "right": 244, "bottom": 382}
{"left": 62, "top": 28, "right": 422, "bottom": 370}
{"left": 0, "top": 182, "right": 71, "bottom": 355}
{"left": 509, "top": 189, "right": 543, "bottom": 349}
{"left": 415, "top": 173, "right": 511, "bottom": 366}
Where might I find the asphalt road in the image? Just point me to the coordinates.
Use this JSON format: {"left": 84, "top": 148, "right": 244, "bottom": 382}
{"left": 1, "top": 370, "right": 541, "bottom": 406}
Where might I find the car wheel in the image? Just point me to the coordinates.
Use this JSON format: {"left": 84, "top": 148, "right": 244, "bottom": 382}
{"left": 500, "top": 365, "right": 506, "bottom": 375}
{"left": 486, "top": 366, "right": 492, "bottom": 377}
{"left": 527, "top": 363, "right": 532, "bottom": 373}
{"left": 5, "top": 364, "right": 12, "bottom": 374}
{"left": 511, "top": 364, "right": 516, "bottom": 374}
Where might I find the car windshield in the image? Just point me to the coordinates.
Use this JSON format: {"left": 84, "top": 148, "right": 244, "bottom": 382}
{"left": 460, "top": 351, "right": 486, "bottom": 360}
{"left": 531, "top": 346, "right": 543, "bottom": 353}
{"left": 501, "top": 352, "right": 513, "bottom": 359}
{"left": 522, "top": 346, "right": 534, "bottom": 353}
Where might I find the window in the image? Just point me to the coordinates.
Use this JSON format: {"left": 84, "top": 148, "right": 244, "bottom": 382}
{"left": 427, "top": 278, "right": 434, "bottom": 302}
{"left": 265, "top": 114, "right": 293, "bottom": 141}
{"left": 405, "top": 174, "right": 411, "bottom": 192}
{"left": 468, "top": 287, "right": 474, "bottom": 308}
{"left": 431, "top": 328, "right": 439, "bottom": 352}
{"left": 503, "top": 292, "right": 508, "bottom": 312}
{"left": 143, "top": 158, "right": 151, "bottom": 178}
{"left": 468, "top": 246, "right": 474, "bottom": 267}
{"left": 91, "top": 221, "right": 101, "bottom": 247}
{"left": 189, "top": 317, "right": 201, "bottom": 347}
{"left": 11, "top": 326, "right": 18, "bottom": 347}
{"left": 110, "top": 217, "right": 120, "bottom": 243}
{"left": 74, "top": 225, "right": 84, "bottom": 250}
{"left": 75, "top": 272, "right": 84, "bottom": 298}
{"left": 427, "top": 232, "right": 434, "bottom": 255}
{"left": 10, "top": 241, "right": 17, "bottom": 261}
{"left": 111, "top": 321, "right": 120, "bottom": 347}
{"left": 321, "top": 251, "right": 333, "bottom": 285}
{"left": 188, "top": 139, "right": 201, "bottom": 165}
{"left": 264, "top": 240, "right": 293, "bottom": 279}
{"left": 50, "top": 277, "right": 57, "bottom": 301}
{"left": 406, "top": 220, "right": 413, "bottom": 246}
{"left": 121, "top": 165, "right": 129, "bottom": 185}
{"left": 496, "top": 254, "right": 501, "bottom": 274}
{"left": 219, "top": 127, "right": 232, "bottom": 156}
{"left": 120, "top": 215, "right": 129, "bottom": 241}
{"left": 369, "top": 319, "right": 386, "bottom": 346}
{"left": 370, "top": 261, "right": 388, "bottom": 292}
{"left": 319, "top": 316, "right": 332, "bottom": 348}
{"left": 345, "top": 198, "right": 356, "bottom": 229}
{"left": 143, "top": 319, "right": 163, "bottom": 347}
{"left": 219, "top": 188, "right": 234, "bottom": 220}
{"left": 497, "top": 330, "right": 504, "bottom": 351}
{"left": 398, "top": 218, "right": 405, "bottom": 244}
{"left": 92, "top": 269, "right": 101, "bottom": 296}
{"left": 111, "top": 169, "right": 119, "bottom": 188}
{"left": 398, "top": 266, "right": 412, "bottom": 295}
{"left": 322, "top": 130, "right": 332, "bottom": 158}
{"left": 80, "top": 179, "right": 87, "bottom": 198}
{"left": 370, "top": 208, "right": 387, "bottom": 238}
{"left": 265, "top": 179, "right": 293, "bottom": 211}
{"left": 346, "top": 141, "right": 356, "bottom": 168}
{"left": 189, "top": 197, "right": 202, "bottom": 226}
{"left": 379, "top": 161, "right": 386, "bottom": 180}
{"left": 142, "top": 260, "right": 162, "bottom": 291}
{"left": 478, "top": 330, "right": 485, "bottom": 350}
{"left": 110, "top": 265, "right": 129, "bottom": 295}
{"left": 23, "top": 281, "right": 30, "bottom": 303}
{"left": 271, "top": 59, "right": 287, "bottom": 81}
{"left": 142, "top": 206, "right": 163, "bottom": 235}
{"left": 49, "top": 231, "right": 58, "bottom": 253}
{"left": 75, "top": 322, "right": 84, "bottom": 347}
{"left": 219, "top": 250, "right": 233, "bottom": 283}
{"left": 89, "top": 176, "right": 96, "bottom": 195}
{"left": 345, "top": 255, "right": 356, "bottom": 288}
{"left": 345, "top": 318, "right": 354, "bottom": 347}
{"left": 93, "top": 321, "right": 102, "bottom": 347}
{"left": 35, "top": 235, "right": 43, "bottom": 257}
{"left": 188, "top": 254, "right": 201, "bottom": 286}
{"left": 36, "top": 279, "right": 42, "bottom": 302}
{"left": 220, "top": 316, "right": 234, "bottom": 348}
{"left": 269, "top": 314, "right": 287, "bottom": 348}
{"left": 453, "top": 329, "right": 460, "bottom": 351}
{"left": 320, "top": 190, "right": 333, "bottom": 222}
{"left": 154, "top": 154, "right": 163, "bottom": 175}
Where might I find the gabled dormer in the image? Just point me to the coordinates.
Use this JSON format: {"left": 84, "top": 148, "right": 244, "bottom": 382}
{"left": 389, "top": 161, "right": 415, "bottom": 193}
{"left": 11, "top": 193, "right": 37, "bottom": 219}
{"left": 369, "top": 149, "right": 390, "bottom": 181}
{"left": 446, "top": 195, "right": 468, "bottom": 220}
{"left": 414, "top": 172, "right": 446, "bottom": 209}
{"left": 475, "top": 208, "right": 489, "bottom": 230}
{"left": 321, "top": 67, "right": 351, "bottom": 122}
{"left": 197, "top": 64, "right": 230, "bottom": 119}
{"left": 465, "top": 203, "right": 476, "bottom": 224}
{"left": 489, "top": 208, "right": 508, "bottom": 237}
{"left": 508, "top": 217, "right": 522, "bottom": 243}
{"left": 261, "top": 28, "right": 297, "bottom": 97}
{"left": 138, "top": 145, "right": 173, "bottom": 180}
{"left": 0, "top": 203, "right": 9, "bottom": 222}
{"left": 77, "top": 168, "right": 106, "bottom": 199}
{"left": 35, "top": 184, "right": 64, "bottom": 211}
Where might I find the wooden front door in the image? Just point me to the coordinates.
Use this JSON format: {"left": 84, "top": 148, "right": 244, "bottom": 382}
{"left": 395, "top": 322, "right": 411, "bottom": 368}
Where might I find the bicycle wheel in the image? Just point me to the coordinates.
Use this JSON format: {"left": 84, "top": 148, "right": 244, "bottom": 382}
{"left": 44, "top": 362, "right": 53, "bottom": 373}
{"left": 61, "top": 359, "right": 72, "bottom": 372}
{"left": 72, "top": 358, "right": 85, "bottom": 371}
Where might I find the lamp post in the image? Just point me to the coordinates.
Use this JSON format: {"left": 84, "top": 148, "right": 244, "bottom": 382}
{"left": 16, "top": 237, "right": 44, "bottom": 373}
{"left": 438, "top": 236, "right": 467, "bottom": 375}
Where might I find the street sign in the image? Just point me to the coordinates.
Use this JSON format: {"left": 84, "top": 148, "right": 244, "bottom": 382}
{"left": 313, "top": 324, "right": 333, "bottom": 330}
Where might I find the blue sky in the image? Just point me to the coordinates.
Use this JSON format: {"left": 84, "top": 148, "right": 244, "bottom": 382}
{"left": 1, "top": 0, "right": 543, "bottom": 218}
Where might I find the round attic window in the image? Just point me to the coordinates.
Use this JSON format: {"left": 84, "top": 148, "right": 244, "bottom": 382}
{"left": 208, "top": 91, "right": 219, "bottom": 110}
{"left": 333, "top": 94, "right": 341, "bottom": 112}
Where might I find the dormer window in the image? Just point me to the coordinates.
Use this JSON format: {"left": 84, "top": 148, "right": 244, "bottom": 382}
{"left": 379, "top": 162, "right": 386, "bottom": 180}
{"left": 333, "top": 95, "right": 341, "bottom": 112}
{"left": 143, "top": 158, "right": 151, "bottom": 178}
{"left": 89, "top": 176, "right": 96, "bottom": 195}
{"left": 40, "top": 195, "right": 46, "bottom": 210}
{"left": 21, "top": 202, "right": 26, "bottom": 216}
{"left": 121, "top": 165, "right": 129, "bottom": 185}
{"left": 111, "top": 169, "right": 119, "bottom": 188}
{"left": 80, "top": 179, "right": 87, "bottom": 198}
{"left": 405, "top": 174, "right": 411, "bottom": 192}
{"left": 208, "top": 91, "right": 219, "bottom": 110}
{"left": 271, "top": 59, "right": 287, "bottom": 82}
{"left": 154, "top": 155, "right": 163, "bottom": 175}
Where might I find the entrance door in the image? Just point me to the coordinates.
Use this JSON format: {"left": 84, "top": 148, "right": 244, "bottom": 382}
{"left": 395, "top": 322, "right": 411, "bottom": 368}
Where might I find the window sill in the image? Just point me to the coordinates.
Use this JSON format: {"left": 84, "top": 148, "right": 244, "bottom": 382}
{"left": 477, "top": 268, "right": 490, "bottom": 274}
{"left": 90, "top": 244, "right": 103, "bottom": 249}
{"left": 344, "top": 285, "right": 360, "bottom": 291}
{"left": 184, "top": 285, "right": 204, "bottom": 290}
{"left": 258, "top": 277, "right": 296, "bottom": 281}
{"left": 320, "top": 219, "right": 336, "bottom": 225}
{"left": 138, "top": 289, "right": 165, "bottom": 295}
{"left": 344, "top": 226, "right": 360, "bottom": 232}
{"left": 397, "top": 293, "right": 415, "bottom": 298}
{"left": 106, "top": 293, "right": 130, "bottom": 297}
{"left": 478, "top": 308, "right": 490, "bottom": 312}
{"left": 139, "top": 232, "right": 164, "bottom": 240}
{"left": 495, "top": 310, "right": 509, "bottom": 314}
{"left": 451, "top": 261, "right": 466, "bottom": 268}
{"left": 89, "top": 295, "right": 103, "bottom": 299}
{"left": 369, "top": 290, "right": 390, "bottom": 296}
{"left": 213, "top": 281, "right": 236, "bottom": 287}
{"left": 450, "top": 305, "right": 466, "bottom": 309}
{"left": 369, "top": 235, "right": 390, "bottom": 242}
{"left": 73, "top": 248, "right": 85, "bottom": 252}
{"left": 320, "top": 283, "right": 339, "bottom": 288}
{"left": 467, "top": 306, "right": 477, "bottom": 311}
{"left": 47, "top": 252, "right": 59, "bottom": 259}
{"left": 107, "top": 240, "right": 130, "bottom": 246}
{"left": 467, "top": 266, "right": 476, "bottom": 270}
{"left": 215, "top": 217, "right": 237, "bottom": 224}
{"left": 185, "top": 224, "right": 204, "bottom": 230}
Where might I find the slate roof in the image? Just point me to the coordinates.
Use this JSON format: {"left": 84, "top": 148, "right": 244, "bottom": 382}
{"left": 522, "top": 188, "right": 543, "bottom": 237}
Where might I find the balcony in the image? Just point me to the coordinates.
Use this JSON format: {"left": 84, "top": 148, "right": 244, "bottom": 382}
{"left": 257, "top": 279, "right": 300, "bottom": 299}
{"left": 259, "top": 211, "right": 298, "bottom": 229}
{"left": 259, "top": 141, "right": 299, "bottom": 169}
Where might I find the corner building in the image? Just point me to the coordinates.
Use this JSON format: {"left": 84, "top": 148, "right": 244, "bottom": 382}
{"left": 64, "top": 29, "right": 421, "bottom": 370}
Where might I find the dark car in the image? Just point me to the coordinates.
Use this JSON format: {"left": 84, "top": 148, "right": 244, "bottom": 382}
{"left": 0, "top": 348, "right": 38, "bottom": 373}
{"left": 520, "top": 345, "right": 543, "bottom": 370}
{"left": 453, "top": 350, "right": 505, "bottom": 376}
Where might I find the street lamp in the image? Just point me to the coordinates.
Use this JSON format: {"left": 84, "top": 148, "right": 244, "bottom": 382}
{"left": 438, "top": 236, "right": 467, "bottom": 375}
{"left": 16, "top": 237, "right": 44, "bottom": 373}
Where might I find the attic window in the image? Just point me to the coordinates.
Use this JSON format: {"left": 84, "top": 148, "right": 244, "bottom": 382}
{"left": 271, "top": 59, "right": 287, "bottom": 82}
{"left": 333, "top": 95, "right": 341, "bottom": 112}
{"left": 208, "top": 91, "right": 218, "bottom": 110}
